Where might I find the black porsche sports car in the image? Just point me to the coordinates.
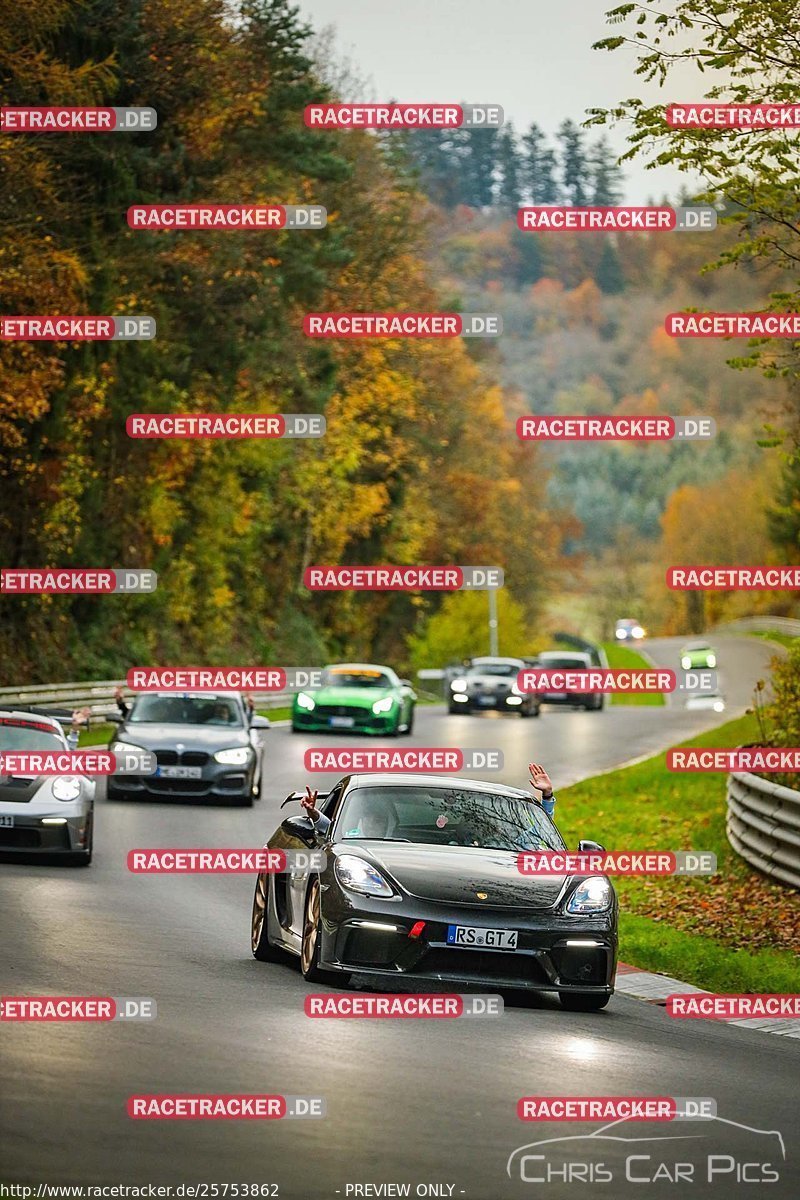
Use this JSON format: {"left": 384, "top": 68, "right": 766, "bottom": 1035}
{"left": 251, "top": 773, "right": 618, "bottom": 1011}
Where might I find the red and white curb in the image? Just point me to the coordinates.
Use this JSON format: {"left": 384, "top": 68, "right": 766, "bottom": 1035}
{"left": 616, "top": 962, "right": 800, "bottom": 1040}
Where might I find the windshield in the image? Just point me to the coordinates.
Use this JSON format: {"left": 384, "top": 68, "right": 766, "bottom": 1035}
{"left": 466, "top": 662, "right": 518, "bottom": 677}
{"left": 0, "top": 720, "right": 65, "bottom": 752}
{"left": 323, "top": 669, "right": 393, "bottom": 689}
{"left": 334, "top": 785, "right": 565, "bottom": 852}
{"left": 538, "top": 655, "right": 588, "bottom": 669}
{"left": 127, "top": 696, "right": 243, "bottom": 726}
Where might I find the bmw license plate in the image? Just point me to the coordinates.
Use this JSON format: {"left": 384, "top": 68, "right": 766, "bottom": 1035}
{"left": 447, "top": 925, "right": 518, "bottom": 951}
{"left": 0, "top": 815, "right": 14, "bottom": 827}
{"left": 159, "top": 766, "right": 202, "bottom": 779}
{"left": 329, "top": 716, "right": 355, "bottom": 728}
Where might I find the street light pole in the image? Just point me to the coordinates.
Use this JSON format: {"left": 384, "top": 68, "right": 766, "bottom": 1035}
{"left": 488, "top": 588, "right": 498, "bottom": 656}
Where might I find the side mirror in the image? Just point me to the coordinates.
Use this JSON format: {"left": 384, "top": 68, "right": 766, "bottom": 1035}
{"left": 250, "top": 715, "right": 271, "bottom": 730}
{"left": 578, "top": 839, "right": 605, "bottom": 852}
{"left": 281, "top": 815, "right": 318, "bottom": 847}
{"left": 106, "top": 712, "right": 122, "bottom": 724}
{"left": 400, "top": 679, "right": 413, "bottom": 689}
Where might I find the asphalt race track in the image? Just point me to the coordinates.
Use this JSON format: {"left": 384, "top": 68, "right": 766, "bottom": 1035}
{"left": 2, "top": 636, "right": 797, "bottom": 1199}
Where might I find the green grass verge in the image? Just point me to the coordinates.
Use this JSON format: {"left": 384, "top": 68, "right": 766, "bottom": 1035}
{"left": 600, "top": 641, "right": 665, "bottom": 706}
{"left": 748, "top": 630, "right": 798, "bottom": 650}
{"left": 558, "top": 712, "right": 800, "bottom": 992}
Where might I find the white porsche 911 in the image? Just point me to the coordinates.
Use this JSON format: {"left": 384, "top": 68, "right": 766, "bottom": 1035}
{"left": 0, "top": 709, "right": 95, "bottom": 865}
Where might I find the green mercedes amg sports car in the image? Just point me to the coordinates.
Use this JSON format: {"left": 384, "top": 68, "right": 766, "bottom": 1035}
{"left": 291, "top": 664, "right": 417, "bottom": 736}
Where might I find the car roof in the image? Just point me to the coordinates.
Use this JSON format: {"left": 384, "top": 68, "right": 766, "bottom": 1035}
{"left": 469, "top": 656, "right": 525, "bottom": 666}
{"left": 346, "top": 773, "right": 531, "bottom": 799}
{"left": 0, "top": 708, "right": 64, "bottom": 733}
{"left": 132, "top": 691, "right": 243, "bottom": 700}
{"left": 538, "top": 649, "right": 591, "bottom": 661}
{"left": 324, "top": 663, "right": 393, "bottom": 673}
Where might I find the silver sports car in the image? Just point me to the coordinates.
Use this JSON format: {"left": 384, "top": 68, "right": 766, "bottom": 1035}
{"left": 0, "top": 709, "right": 95, "bottom": 865}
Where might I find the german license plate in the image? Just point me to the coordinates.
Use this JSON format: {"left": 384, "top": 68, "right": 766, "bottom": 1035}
{"left": 477, "top": 695, "right": 495, "bottom": 706}
{"left": 159, "top": 766, "right": 202, "bottom": 779}
{"left": 329, "top": 716, "right": 355, "bottom": 728}
{"left": 0, "top": 814, "right": 14, "bottom": 827}
{"left": 447, "top": 925, "right": 518, "bottom": 951}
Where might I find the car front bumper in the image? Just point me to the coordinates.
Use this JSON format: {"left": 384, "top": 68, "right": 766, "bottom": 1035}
{"left": 0, "top": 805, "right": 92, "bottom": 855}
{"left": 317, "top": 893, "right": 617, "bottom": 994}
{"left": 292, "top": 708, "right": 400, "bottom": 734}
{"left": 107, "top": 762, "right": 255, "bottom": 801}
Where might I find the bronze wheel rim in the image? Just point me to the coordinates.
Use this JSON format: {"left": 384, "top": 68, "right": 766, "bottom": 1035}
{"left": 251, "top": 872, "right": 267, "bottom": 952}
{"left": 301, "top": 879, "right": 320, "bottom": 974}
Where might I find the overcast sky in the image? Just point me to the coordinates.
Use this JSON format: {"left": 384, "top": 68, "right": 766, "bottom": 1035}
{"left": 297, "top": 0, "right": 703, "bottom": 203}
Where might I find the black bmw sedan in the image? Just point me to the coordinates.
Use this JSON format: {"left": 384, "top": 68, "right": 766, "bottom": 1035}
{"left": 107, "top": 692, "right": 269, "bottom": 806}
{"left": 251, "top": 773, "right": 617, "bottom": 1011}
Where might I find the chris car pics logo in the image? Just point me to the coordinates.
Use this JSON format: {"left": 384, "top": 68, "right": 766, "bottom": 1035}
{"left": 507, "top": 1113, "right": 785, "bottom": 1186}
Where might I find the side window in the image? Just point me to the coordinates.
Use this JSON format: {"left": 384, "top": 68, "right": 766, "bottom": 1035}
{"left": 320, "top": 781, "right": 345, "bottom": 818}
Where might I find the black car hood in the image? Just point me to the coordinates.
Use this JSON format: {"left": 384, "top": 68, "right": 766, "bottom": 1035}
{"left": 116, "top": 722, "right": 249, "bottom": 751}
{"left": 351, "top": 843, "right": 568, "bottom": 910}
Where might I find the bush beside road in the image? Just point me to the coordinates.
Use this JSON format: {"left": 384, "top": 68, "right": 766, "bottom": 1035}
{"left": 558, "top": 713, "right": 800, "bottom": 993}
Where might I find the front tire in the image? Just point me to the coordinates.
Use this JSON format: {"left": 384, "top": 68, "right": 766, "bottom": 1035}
{"left": 251, "top": 872, "right": 289, "bottom": 962}
{"left": 300, "top": 878, "right": 340, "bottom": 984}
{"left": 560, "top": 992, "right": 611, "bottom": 1012}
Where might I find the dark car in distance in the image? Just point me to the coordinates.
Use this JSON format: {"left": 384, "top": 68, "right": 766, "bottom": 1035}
{"left": 107, "top": 692, "right": 269, "bottom": 806}
{"left": 251, "top": 773, "right": 618, "bottom": 1011}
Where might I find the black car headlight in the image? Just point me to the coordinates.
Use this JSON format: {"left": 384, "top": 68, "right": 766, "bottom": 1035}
{"left": 335, "top": 854, "right": 396, "bottom": 898}
{"left": 565, "top": 876, "right": 612, "bottom": 914}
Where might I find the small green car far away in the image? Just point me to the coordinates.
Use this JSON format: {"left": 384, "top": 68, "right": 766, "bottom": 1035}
{"left": 291, "top": 663, "right": 417, "bottom": 736}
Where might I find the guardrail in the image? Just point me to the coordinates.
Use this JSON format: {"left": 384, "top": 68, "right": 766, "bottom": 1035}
{"left": 714, "top": 615, "right": 800, "bottom": 637}
{"left": 726, "top": 770, "right": 800, "bottom": 890}
{"left": 0, "top": 680, "right": 294, "bottom": 724}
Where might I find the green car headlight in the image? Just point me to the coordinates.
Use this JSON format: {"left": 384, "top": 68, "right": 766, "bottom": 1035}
{"left": 372, "top": 696, "right": 395, "bottom": 715}
{"left": 296, "top": 692, "right": 315, "bottom": 711}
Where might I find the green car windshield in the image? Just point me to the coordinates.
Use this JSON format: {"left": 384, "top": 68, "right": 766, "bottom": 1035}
{"left": 334, "top": 785, "right": 566, "bottom": 852}
{"left": 322, "top": 669, "right": 394, "bottom": 689}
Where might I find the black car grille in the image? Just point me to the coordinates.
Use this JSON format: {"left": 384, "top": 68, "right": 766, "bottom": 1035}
{"left": 314, "top": 705, "right": 371, "bottom": 724}
{"left": 154, "top": 750, "right": 210, "bottom": 766}
{"left": 419, "top": 949, "right": 549, "bottom": 985}
{"left": 0, "top": 826, "right": 43, "bottom": 848}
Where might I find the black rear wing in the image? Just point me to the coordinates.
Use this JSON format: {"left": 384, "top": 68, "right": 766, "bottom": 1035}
{"left": 280, "top": 789, "right": 331, "bottom": 809}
